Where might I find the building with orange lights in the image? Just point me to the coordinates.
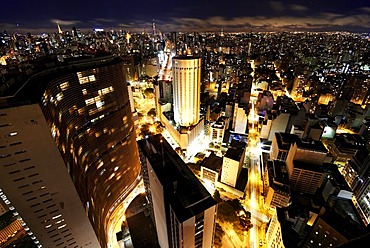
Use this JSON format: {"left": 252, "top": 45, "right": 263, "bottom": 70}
{"left": 0, "top": 55, "right": 141, "bottom": 247}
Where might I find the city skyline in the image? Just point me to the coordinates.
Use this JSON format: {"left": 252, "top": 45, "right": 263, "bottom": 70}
{"left": 1, "top": 21, "right": 370, "bottom": 247}
{"left": 1, "top": 0, "right": 370, "bottom": 34}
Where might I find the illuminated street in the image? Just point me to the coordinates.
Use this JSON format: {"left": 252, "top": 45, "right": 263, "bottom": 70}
{"left": 244, "top": 94, "right": 270, "bottom": 248}
{"left": 106, "top": 177, "right": 145, "bottom": 248}
{"left": 185, "top": 131, "right": 210, "bottom": 162}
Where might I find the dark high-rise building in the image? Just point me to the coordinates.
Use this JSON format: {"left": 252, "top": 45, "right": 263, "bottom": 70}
{"left": 138, "top": 134, "right": 217, "bottom": 248}
{"left": 0, "top": 55, "right": 141, "bottom": 247}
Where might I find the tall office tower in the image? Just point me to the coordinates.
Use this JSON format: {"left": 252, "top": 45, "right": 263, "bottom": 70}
{"left": 172, "top": 56, "right": 201, "bottom": 127}
{"left": 152, "top": 19, "right": 156, "bottom": 35}
{"left": 57, "top": 22, "right": 63, "bottom": 34}
{"left": 170, "top": 32, "right": 177, "bottom": 52}
{"left": 356, "top": 177, "right": 370, "bottom": 225}
{"left": 0, "top": 56, "right": 141, "bottom": 247}
{"left": 138, "top": 134, "right": 217, "bottom": 248}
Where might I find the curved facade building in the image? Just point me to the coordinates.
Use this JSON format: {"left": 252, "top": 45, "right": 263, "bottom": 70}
{"left": 0, "top": 56, "right": 141, "bottom": 247}
{"left": 172, "top": 56, "right": 201, "bottom": 127}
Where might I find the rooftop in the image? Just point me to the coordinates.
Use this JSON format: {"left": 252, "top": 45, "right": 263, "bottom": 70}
{"left": 320, "top": 197, "right": 367, "bottom": 240}
{"left": 224, "top": 146, "right": 245, "bottom": 161}
{"left": 296, "top": 139, "right": 328, "bottom": 153}
{"left": 275, "top": 132, "right": 299, "bottom": 150}
{"left": 202, "top": 151, "right": 222, "bottom": 172}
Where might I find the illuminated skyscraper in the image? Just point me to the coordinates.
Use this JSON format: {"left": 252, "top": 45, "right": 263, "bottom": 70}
{"left": 172, "top": 56, "right": 201, "bottom": 127}
{"left": 0, "top": 55, "right": 141, "bottom": 248}
{"left": 152, "top": 19, "right": 156, "bottom": 35}
{"left": 57, "top": 22, "right": 63, "bottom": 34}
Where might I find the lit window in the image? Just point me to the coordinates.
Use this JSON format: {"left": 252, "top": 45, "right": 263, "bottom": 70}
{"left": 96, "top": 100, "right": 104, "bottom": 109}
{"left": 78, "top": 75, "right": 89, "bottom": 84}
{"left": 88, "top": 75, "right": 96, "bottom": 82}
{"left": 8, "top": 132, "right": 18, "bottom": 137}
{"left": 97, "top": 161, "right": 104, "bottom": 169}
{"left": 85, "top": 98, "right": 95, "bottom": 106}
{"left": 78, "top": 147, "right": 83, "bottom": 156}
{"left": 60, "top": 82, "right": 69, "bottom": 91}
{"left": 57, "top": 224, "right": 67, "bottom": 229}
{"left": 109, "top": 173, "right": 115, "bottom": 180}
{"left": 52, "top": 214, "right": 62, "bottom": 219}
{"left": 55, "top": 219, "right": 64, "bottom": 224}
{"left": 78, "top": 108, "right": 85, "bottom": 115}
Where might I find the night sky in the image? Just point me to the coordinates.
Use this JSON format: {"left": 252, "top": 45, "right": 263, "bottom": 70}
{"left": 1, "top": 0, "right": 370, "bottom": 33}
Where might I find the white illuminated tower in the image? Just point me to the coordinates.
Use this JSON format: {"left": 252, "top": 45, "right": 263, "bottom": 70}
{"left": 57, "top": 21, "right": 63, "bottom": 34}
{"left": 172, "top": 56, "right": 201, "bottom": 127}
{"left": 152, "top": 19, "right": 156, "bottom": 35}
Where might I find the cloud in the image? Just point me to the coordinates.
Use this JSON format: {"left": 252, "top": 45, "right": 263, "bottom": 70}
{"left": 93, "top": 18, "right": 115, "bottom": 23}
{"left": 0, "top": 23, "right": 18, "bottom": 30}
{"left": 269, "top": 1, "right": 285, "bottom": 12}
{"left": 115, "top": 12, "right": 370, "bottom": 33}
{"left": 167, "top": 12, "right": 370, "bottom": 32}
{"left": 5, "top": 6, "right": 370, "bottom": 34}
{"left": 331, "top": 14, "right": 370, "bottom": 27}
{"left": 320, "top": 12, "right": 345, "bottom": 19}
{"left": 50, "top": 19, "right": 81, "bottom": 26}
{"left": 289, "top": 4, "right": 308, "bottom": 12}
{"left": 360, "top": 7, "right": 370, "bottom": 13}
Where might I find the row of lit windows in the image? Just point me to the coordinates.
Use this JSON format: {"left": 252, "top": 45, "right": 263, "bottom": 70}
{"left": 203, "top": 169, "right": 216, "bottom": 182}
{"left": 98, "top": 86, "right": 114, "bottom": 96}
{"left": 174, "top": 67, "right": 200, "bottom": 70}
{"left": 173, "top": 66, "right": 201, "bottom": 70}
{"left": 82, "top": 86, "right": 114, "bottom": 99}
{"left": 60, "top": 82, "right": 69, "bottom": 91}
{"left": 0, "top": 189, "right": 42, "bottom": 248}
{"left": 1, "top": 124, "right": 79, "bottom": 247}
{"left": 85, "top": 96, "right": 103, "bottom": 106}
{"left": 77, "top": 72, "right": 96, "bottom": 85}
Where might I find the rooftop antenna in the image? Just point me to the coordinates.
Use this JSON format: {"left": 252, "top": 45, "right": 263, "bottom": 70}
{"left": 126, "top": 32, "right": 131, "bottom": 44}
{"left": 152, "top": 19, "right": 156, "bottom": 35}
{"left": 160, "top": 138, "right": 165, "bottom": 168}
{"left": 57, "top": 22, "right": 63, "bottom": 34}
